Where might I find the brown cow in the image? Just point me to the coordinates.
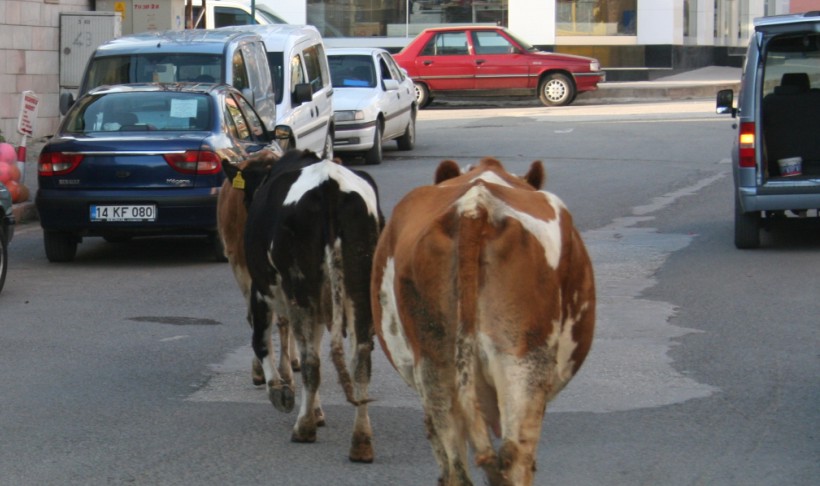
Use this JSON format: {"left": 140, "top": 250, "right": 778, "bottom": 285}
{"left": 371, "top": 157, "right": 595, "bottom": 485}
{"left": 217, "top": 147, "right": 299, "bottom": 388}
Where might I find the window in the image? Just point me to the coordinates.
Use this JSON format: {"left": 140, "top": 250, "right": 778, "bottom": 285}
{"left": 232, "top": 50, "right": 249, "bottom": 91}
{"left": 303, "top": 45, "right": 327, "bottom": 93}
{"left": 421, "top": 32, "right": 469, "bottom": 56}
{"left": 225, "top": 94, "right": 251, "bottom": 140}
{"left": 556, "top": 0, "right": 637, "bottom": 36}
{"left": 472, "top": 30, "right": 514, "bottom": 55}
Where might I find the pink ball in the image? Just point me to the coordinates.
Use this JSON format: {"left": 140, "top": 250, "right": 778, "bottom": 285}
{"left": 0, "top": 143, "right": 16, "bottom": 164}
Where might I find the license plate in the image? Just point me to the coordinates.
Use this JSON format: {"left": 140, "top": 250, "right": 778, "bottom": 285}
{"left": 90, "top": 204, "right": 156, "bottom": 222}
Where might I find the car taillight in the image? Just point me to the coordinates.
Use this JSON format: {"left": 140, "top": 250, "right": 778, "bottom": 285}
{"left": 163, "top": 150, "right": 221, "bottom": 175}
{"left": 738, "top": 122, "right": 756, "bottom": 168}
{"left": 38, "top": 152, "right": 84, "bottom": 176}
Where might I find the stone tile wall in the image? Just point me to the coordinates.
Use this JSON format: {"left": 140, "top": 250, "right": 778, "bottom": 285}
{"left": 0, "top": 0, "right": 89, "bottom": 144}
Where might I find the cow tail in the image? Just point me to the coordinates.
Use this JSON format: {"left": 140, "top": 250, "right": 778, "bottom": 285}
{"left": 327, "top": 236, "right": 365, "bottom": 407}
{"left": 454, "top": 197, "right": 488, "bottom": 420}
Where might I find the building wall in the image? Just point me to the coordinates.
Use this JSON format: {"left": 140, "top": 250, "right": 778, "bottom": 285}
{"left": 0, "top": 0, "right": 89, "bottom": 144}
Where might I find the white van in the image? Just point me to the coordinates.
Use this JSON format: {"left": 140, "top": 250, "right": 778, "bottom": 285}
{"left": 189, "top": 0, "right": 288, "bottom": 29}
{"left": 224, "top": 24, "right": 334, "bottom": 157}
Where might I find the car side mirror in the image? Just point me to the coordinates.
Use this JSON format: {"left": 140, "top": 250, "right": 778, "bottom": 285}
{"left": 59, "top": 92, "right": 75, "bottom": 116}
{"left": 274, "top": 124, "right": 293, "bottom": 150}
{"left": 716, "top": 89, "right": 736, "bottom": 117}
{"left": 293, "top": 83, "right": 313, "bottom": 105}
{"left": 383, "top": 79, "right": 399, "bottom": 91}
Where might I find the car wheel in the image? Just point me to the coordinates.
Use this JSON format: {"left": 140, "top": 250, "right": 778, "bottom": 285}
{"left": 414, "top": 82, "right": 431, "bottom": 109}
{"left": 538, "top": 73, "right": 575, "bottom": 107}
{"left": 734, "top": 192, "right": 761, "bottom": 249}
{"left": 396, "top": 110, "right": 416, "bottom": 151}
{"left": 44, "top": 230, "right": 78, "bottom": 263}
{"left": 364, "top": 124, "right": 383, "bottom": 165}
{"left": 209, "top": 232, "right": 228, "bottom": 262}
{"left": 0, "top": 227, "right": 7, "bottom": 294}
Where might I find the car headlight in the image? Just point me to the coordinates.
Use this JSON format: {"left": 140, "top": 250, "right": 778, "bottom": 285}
{"left": 590, "top": 60, "right": 600, "bottom": 72}
{"left": 335, "top": 110, "right": 365, "bottom": 122}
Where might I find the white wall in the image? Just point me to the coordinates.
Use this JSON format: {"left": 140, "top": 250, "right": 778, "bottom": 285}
{"left": 257, "top": 0, "right": 305, "bottom": 24}
{"left": 509, "top": 0, "right": 555, "bottom": 45}
{"left": 638, "top": 0, "right": 684, "bottom": 45}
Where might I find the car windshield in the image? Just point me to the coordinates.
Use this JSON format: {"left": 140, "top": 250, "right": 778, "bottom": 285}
{"left": 503, "top": 30, "right": 538, "bottom": 52}
{"left": 328, "top": 55, "right": 375, "bottom": 88}
{"left": 63, "top": 91, "right": 212, "bottom": 134}
{"left": 266, "top": 51, "right": 285, "bottom": 104}
{"left": 84, "top": 54, "right": 222, "bottom": 92}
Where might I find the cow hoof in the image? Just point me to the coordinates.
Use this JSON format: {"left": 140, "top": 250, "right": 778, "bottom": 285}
{"left": 291, "top": 427, "right": 317, "bottom": 443}
{"left": 268, "top": 383, "right": 295, "bottom": 413}
{"left": 251, "top": 358, "right": 265, "bottom": 386}
{"left": 349, "top": 432, "right": 374, "bottom": 463}
{"left": 315, "top": 407, "right": 326, "bottom": 427}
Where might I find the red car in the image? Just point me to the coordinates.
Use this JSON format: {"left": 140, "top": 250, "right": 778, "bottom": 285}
{"left": 393, "top": 26, "right": 605, "bottom": 107}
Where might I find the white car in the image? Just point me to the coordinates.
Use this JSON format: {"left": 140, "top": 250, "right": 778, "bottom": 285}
{"left": 327, "top": 48, "right": 417, "bottom": 164}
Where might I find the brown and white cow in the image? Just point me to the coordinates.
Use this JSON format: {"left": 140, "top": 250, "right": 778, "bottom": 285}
{"left": 223, "top": 149, "right": 383, "bottom": 462}
{"left": 371, "top": 157, "right": 595, "bottom": 485}
{"left": 217, "top": 147, "right": 299, "bottom": 387}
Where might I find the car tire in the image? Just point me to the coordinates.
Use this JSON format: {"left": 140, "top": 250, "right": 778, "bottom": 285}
{"left": 44, "top": 230, "right": 78, "bottom": 263}
{"left": 0, "top": 227, "right": 7, "bottom": 294}
{"left": 396, "top": 110, "right": 416, "bottom": 151}
{"left": 364, "top": 124, "right": 383, "bottom": 165}
{"left": 734, "top": 192, "right": 761, "bottom": 249}
{"left": 538, "top": 73, "right": 575, "bottom": 107}
{"left": 414, "top": 82, "right": 431, "bottom": 109}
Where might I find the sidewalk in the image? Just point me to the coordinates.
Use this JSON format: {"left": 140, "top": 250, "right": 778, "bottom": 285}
{"left": 10, "top": 66, "right": 742, "bottom": 225}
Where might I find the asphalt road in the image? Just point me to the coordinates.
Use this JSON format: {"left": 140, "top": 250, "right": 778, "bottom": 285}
{"left": 1, "top": 99, "right": 817, "bottom": 485}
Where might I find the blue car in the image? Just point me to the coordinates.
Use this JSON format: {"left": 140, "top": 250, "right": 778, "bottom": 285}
{"left": 36, "top": 83, "right": 287, "bottom": 262}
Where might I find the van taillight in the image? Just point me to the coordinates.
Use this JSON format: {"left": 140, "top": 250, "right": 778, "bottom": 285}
{"left": 738, "top": 122, "right": 756, "bottom": 168}
{"left": 163, "top": 150, "right": 221, "bottom": 175}
{"left": 38, "top": 152, "right": 84, "bottom": 176}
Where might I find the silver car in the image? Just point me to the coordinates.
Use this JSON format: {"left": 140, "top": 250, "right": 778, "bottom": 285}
{"left": 328, "top": 47, "right": 417, "bottom": 165}
{"left": 716, "top": 11, "right": 820, "bottom": 248}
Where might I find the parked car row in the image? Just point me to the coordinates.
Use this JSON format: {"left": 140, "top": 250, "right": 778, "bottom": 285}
{"left": 36, "top": 23, "right": 604, "bottom": 263}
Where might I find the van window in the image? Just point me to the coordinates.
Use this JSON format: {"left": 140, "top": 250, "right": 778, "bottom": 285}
{"left": 303, "top": 44, "right": 328, "bottom": 94}
{"left": 266, "top": 52, "right": 285, "bottom": 104}
{"left": 84, "top": 54, "right": 222, "bottom": 91}
{"left": 290, "top": 53, "right": 306, "bottom": 101}
{"left": 214, "top": 6, "right": 255, "bottom": 27}
{"left": 232, "top": 49, "right": 249, "bottom": 91}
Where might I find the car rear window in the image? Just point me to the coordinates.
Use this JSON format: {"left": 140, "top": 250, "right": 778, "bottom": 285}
{"left": 329, "top": 55, "right": 375, "bottom": 88}
{"left": 762, "top": 32, "right": 820, "bottom": 96}
{"left": 63, "top": 91, "right": 213, "bottom": 134}
{"left": 84, "top": 54, "right": 222, "bottom": 92}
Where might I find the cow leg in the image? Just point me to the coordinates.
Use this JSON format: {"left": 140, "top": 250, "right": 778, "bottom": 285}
{"left": 276, "top": 315, "right": 296, "bottom": 390}
{"left": 250, "top": 292, "right": 295, "bottom": 413}
{"left": 291, "top": 310, "right": 324, "bottom": 443}
{"left": 347, "top": 339, "right": 373, "bottom": 462}
{"left": 419, "top": 361, "right": 473, "bottom": 486}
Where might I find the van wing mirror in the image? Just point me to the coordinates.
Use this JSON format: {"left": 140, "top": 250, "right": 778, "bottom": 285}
{"left": 59, "top": 92, "right": 75, "bottom": 116}
{"left": 293, "top": 83, "right": 313, "bottom": 105}
{"left": 716, "top": 89, "right": 736, "bottom": 117}
{"left": 274, "top": 124, "right": 294, "bottom": 151}
{"left": 383, "top": 79, "right": 400, "bottom": 91}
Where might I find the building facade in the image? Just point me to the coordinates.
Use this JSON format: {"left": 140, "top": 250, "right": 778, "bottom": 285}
{"left": 0, "top": 0, "right": 812, "bottom": 141}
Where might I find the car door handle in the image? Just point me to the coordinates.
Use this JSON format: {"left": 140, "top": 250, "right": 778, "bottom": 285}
{"left": 475, "top": 59, "right": 486, "bottom": 65}
{"left": 423, "top": 60, "right": 433, "bottom": 66}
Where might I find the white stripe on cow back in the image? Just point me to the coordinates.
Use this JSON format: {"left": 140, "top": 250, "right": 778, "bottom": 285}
{"left": 469, "top": 171, "right": 513, "bottom": 188}
{"left": 455, "top": 183, "right": 563, "bottom": 270}
{"left": 283, "top": 160, "right": 380, "bottom": 223}
{"left": 377, "top": 257, "right": 417, "bottom": 389}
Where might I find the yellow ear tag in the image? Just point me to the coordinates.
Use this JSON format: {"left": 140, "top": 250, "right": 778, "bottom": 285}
{"left": 232, "top": 172, "right": 246, "bottom": 190}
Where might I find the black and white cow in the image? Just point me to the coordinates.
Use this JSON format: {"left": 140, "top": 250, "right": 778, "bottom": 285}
{"left": 222, "top": 149, "right": 383, "bottom": 462}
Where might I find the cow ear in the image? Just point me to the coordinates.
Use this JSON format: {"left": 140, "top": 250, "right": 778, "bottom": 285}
{"left": 435, "top": 160, "right": 461, "bottom": 184}
{"left": 525, "top": 161, "right": 545, "bottom": 190}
